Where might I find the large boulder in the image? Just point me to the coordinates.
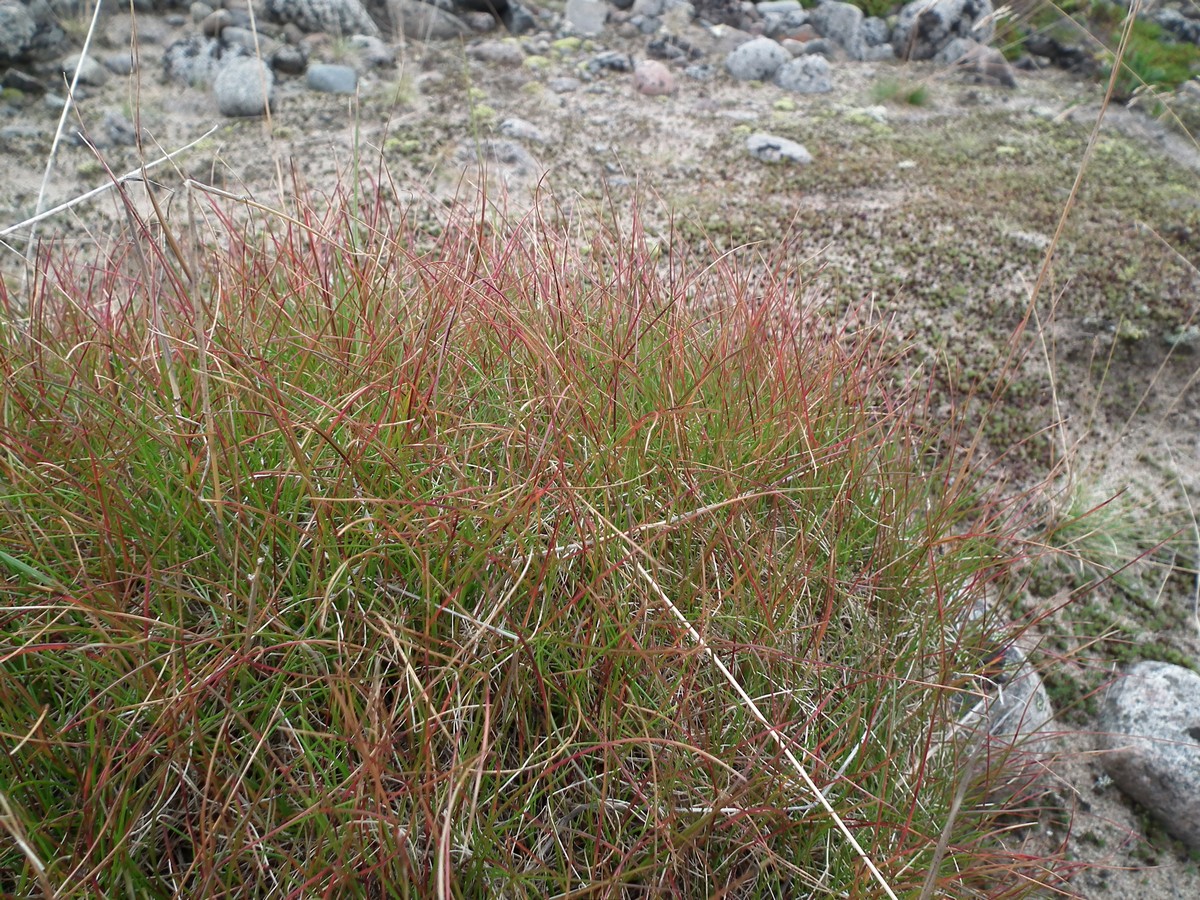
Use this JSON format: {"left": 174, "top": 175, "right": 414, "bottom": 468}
{"left": 892, "top": 0, "right": 994, "bottom": 62}
{"left": 0, "top": 0, "right": 67, "bottom": 66}
{"left": 1098, "top": 661, "right": 1200, "bottom": 852}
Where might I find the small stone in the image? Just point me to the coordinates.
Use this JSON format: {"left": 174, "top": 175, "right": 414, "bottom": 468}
{"left": 548, "top": 76, "right": 581, "bottom": 92}
{"left": 725, "top": 36, "right": 789, "bottom": 81}
{"left": 348, "top": 34, "right": 395, "bottom": 68}
{"left": 564, "top": 0, "right": 607, "bottom": 36}
{"left": 101, "top": 51, "right": 136, "bottom": 76}
{"left": 461, "top": 11, "right": 497, "bottom": 31}
{"left": 499, "top": 116, "right": 549, "bottom": 143}
{"left": 214, "top": 57, "right": 275, "bottom": 117}
{"left": 61, "top": 53, "right": 110, "bottom": 87}
{"left": 201, "top": 9, "right": 232, "bottom": 37}
{"left": 746, "top": 132, "right": 812, "bottom": 164}
{"left": 589, "top": 50, "right": 632, "bottom": 73}
{"left": 102, "top": 109, "right": 140, "bottom": 146}
{"left": 633, "top": 58, "right": 675, "bottom": 95}
{"left": 190, "top": 1, "right": 214, "bottom": 23}
{"left": 270, "top": 44, "right": 308, "bottom": 75}
{"left": 222, "top": 27, "right": 280, "bottom": 57}
{"left": 306, "top": 62, "right": 358, "bottom": 93}
{"left": 468, "top": 40, "right": 525, "bottom": 67}
{"left": 2, "top": 67, "right": 45, "bottom": 95}
{"left": 683, "top": 63, "right": 715, "bottom": 80}
{"left": 387, "top": 0, "right": 470, "bottom": 40}
{"left": 774, "top": 54, "right": 832, "bottom": 93}
{"left": 503, "top": 3, "right": 537, "bottom": 34}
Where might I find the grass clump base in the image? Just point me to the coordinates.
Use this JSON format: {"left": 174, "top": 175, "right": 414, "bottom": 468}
{"left": 0, "top": 180, "right": 1069, "bottom": 897}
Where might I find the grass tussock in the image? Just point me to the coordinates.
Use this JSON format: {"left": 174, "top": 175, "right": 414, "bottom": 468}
{"left": 0, "top": 181, "right": 1067, "bottom": 897}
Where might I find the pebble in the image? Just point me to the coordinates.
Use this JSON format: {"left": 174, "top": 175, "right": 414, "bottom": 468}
{"left": 746, "top": 132, "right": 812, "bottom": 164}
{"left": 348, "top": 34, "right": 394, "bottom": 68}
{"left": 468, "top": 40, "right": 526, "bottom": 67}
{"left": 632, "top": 58, "right": 675, "bottom": 96}
{"left": 306, "top": 63, "right": 358, "bottom": 94}
{"left": 101, "top": 51, "right": 136, "bottom": 76}
{"left": 499, "top": 116, "right": 549, "bottom": 143}
{"left": 589, "top": 50, "right": 632, "bottom": 73}
{"left": 61, "top": 54, "right": 110, "bottom": 87}
{"left": 271, "top": 44, "right": 308, "bottom": 76}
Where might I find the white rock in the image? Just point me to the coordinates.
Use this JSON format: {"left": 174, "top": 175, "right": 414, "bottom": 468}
{"left": 746, "top": 132, "right": 812, "bottom": 164}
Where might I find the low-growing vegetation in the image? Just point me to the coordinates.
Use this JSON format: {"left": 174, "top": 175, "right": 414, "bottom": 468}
{"left": 0, "top": 179, "right": 1069, "bottom": 896}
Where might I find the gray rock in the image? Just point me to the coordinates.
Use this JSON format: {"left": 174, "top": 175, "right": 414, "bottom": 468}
{"left": 502, "top": 2, "right": 536, "bottom": 34}
{"left": 725, "top": 35, "right": 789, "bottom": 81}
{"left": 387, "top": 0, "right": 470, "bottom": 39}
{"left": 774, "top": 53, "right": 832, "bottom": 92}
{"left": 863, "top": 43, "right": 897, "bottom": 61}
{"left": 808, "top": 1, "right": 865, "bottom": 60}
{"left": 862, "top": 15, "right": 889, "bottom": 46}
{"left": 936, "top": 37, "right": 1014, "bottom": 86}
{"left": 564, "top": 0, "right": 607, "bottom": 36}
{"left": 499, "top": 116, "right": 548, "bottom": 143}
{"left": 589, "top": 49, "right": 632, "bottom": 72}
{"left": 264, "top": 0, "right": 381, "bottom": 38}
{"left": 547, "top": 75, "right": 581, "bottom": 92}
{"left": 451, "top": 137, "right": 544, "bottom": 193}
{"left": 467, "top": 39, "right": 525, "bottom": 66}
{"left": 630, "top": 0, "right": 668, "bottom": 15}
{"left": 61, "top": 52, "right": 109, "bottom": 86}
{"left": 746, "top": 132, "right": 812, "bottom": 164}
{"left": 102, "top": 109, "right": 140, "bottom": 146}
{"left": 893, "top": 0, "right": 994, "bottom": 61}
{"left": 0, "top": 0, "right": 67, "bottom": 66}
{"left": 191, "top": 1, "right": 215, "bottom": 23}
{"left": 306, "top": 62, "right": 357, "bottom": 92}
{"left": 932, "top": 35, "right": 973, "bottom": 64}
{"left": 954, "top": 641, "right": 1056, "bottom": 801}
{"left": 762, "top": 9, "right": 809, "bottom": 40}
{"left": 757, "top": 0, "right": 801, "bottom": 12}
{"left": 101, "top": 50, "right": 136, "bottom": 76}
{"left": 2, "top": 65, "right": 45, "bottom": 93}
{"left": 270, "top": 43, "right": 308, "bottom": 74}
{"left": 1098, "top": 661, "right": 1200, "bottom": 852}
{"left": 214, "top": 56, "right": 275, "bottom": 117}
{"left": 163, "top": 35, "right": 253, "bottom": 87}
{"left": 348, "top": 32, "right": 395, "bottom": 66}
{"left": 797, "top": 38, "right": 835, "bottom": 59}
{"left": 221, "top": 26, "right": 281, "bottom": 56}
